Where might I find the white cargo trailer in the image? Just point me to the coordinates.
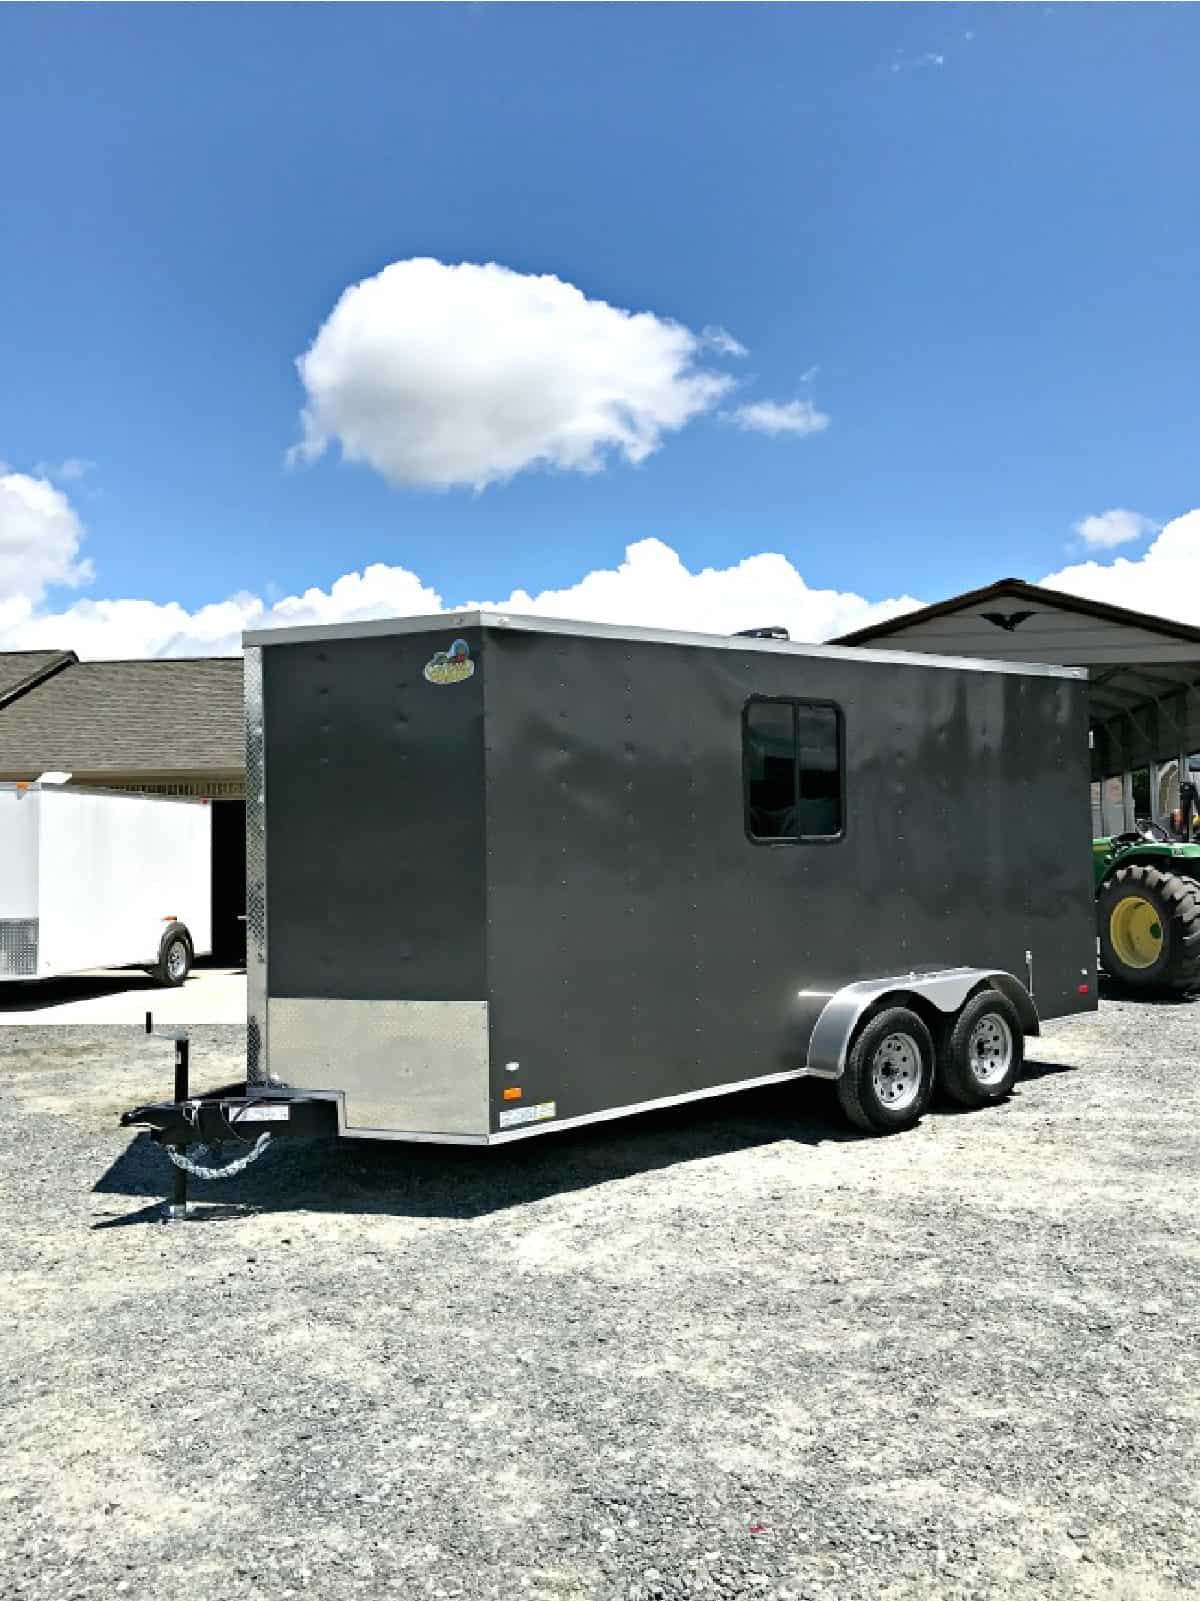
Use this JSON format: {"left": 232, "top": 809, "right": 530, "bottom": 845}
{"left": 0, "top": 782, "right": 211, "bottom": 985}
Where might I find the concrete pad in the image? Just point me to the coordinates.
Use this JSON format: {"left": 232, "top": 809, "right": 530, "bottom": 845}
{"left": 0, "top": 964, "right": 246, "bottom": 1025}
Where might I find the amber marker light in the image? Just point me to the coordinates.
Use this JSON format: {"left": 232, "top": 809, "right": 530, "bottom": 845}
{"left": 503, "top": 1087, "right": 522, "bottom": 1101}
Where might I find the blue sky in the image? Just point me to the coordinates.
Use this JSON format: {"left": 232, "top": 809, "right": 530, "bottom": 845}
{"left": 1, "top": 3, "right": 1198, "bottom": 655}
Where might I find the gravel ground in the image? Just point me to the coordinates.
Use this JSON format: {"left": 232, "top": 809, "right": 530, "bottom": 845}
{"left": 1, "top": 996, "right": 1197, "bottom": 1601}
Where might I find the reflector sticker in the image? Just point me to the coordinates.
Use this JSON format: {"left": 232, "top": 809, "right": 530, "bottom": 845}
{"left": 234, "top": 1104, "right": 291, "bottom": 1122}
{"left": 498, "top": 1100, "right": 557, "bottom": 1129}
{"left": 423, "top": 638, "right": 475, "bottom": 686}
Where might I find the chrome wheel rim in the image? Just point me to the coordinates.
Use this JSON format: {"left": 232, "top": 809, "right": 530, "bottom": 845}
{"left": 166, "top": 941, "right": 188, "bottom": 981}
{"left": 871, "top": 1032, "right": 923, "bottom": 1112}
{"left": 968, "top": 1011, "right": 1013, "bottom": 1086}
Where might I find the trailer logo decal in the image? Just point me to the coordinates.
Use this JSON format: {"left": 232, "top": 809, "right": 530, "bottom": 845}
{"left": 498, "top": 1100, "right": 557, "bottom": 1130}
{"left": 423, "top": 639, "right": 475, "bottom": 686}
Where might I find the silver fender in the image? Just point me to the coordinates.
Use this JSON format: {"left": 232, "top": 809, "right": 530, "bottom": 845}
{"left": 804, "top": 967, "right": 1039, "bottom": 1079}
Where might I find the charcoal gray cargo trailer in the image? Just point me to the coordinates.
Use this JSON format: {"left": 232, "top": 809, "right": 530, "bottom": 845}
{"left": 125, "top": 612, "right": 1097, "bottom": 1161}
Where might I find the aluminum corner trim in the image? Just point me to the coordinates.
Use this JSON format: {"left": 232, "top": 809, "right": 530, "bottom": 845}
{"left": 244, "top": 646, "right": 268, "bottom": 1084}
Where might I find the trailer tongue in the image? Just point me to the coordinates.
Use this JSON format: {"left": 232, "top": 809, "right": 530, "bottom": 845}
{"left": 123, "top": 1014, "right": 338, "bottom": 1218}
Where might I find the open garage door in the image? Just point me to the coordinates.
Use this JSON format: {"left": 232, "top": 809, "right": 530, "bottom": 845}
{"left": 211, "top": 798, "right": 246, "bottom": 963}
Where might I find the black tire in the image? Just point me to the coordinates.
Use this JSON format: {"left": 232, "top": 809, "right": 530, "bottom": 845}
{"left": 836, "top": 1006, "right": 935, "bottom": 1135}
{"left": 937, "top": 989, "right": 1024, "bottom": 1109}
{"left": 1097, "top": 865, "right": 1200, "bottom": 993}
{"left": 153, "top": 925, "right": 193, "bottom": 988}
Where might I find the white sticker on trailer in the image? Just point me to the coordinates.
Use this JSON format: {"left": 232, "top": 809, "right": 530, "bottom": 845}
{"left": 498, "top": 1100, "right": 557, "bottom": 1129}
{"left": 234, "top": 1104, "right": 291, "bottom": 1122}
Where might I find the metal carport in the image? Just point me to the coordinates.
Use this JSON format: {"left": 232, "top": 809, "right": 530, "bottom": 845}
{"left": 831, "top": 578, "right": 1200, "bottom": 836}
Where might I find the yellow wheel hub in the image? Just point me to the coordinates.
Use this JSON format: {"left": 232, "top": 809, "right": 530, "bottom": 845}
{"left": 1109, "top": 894, "right": 1164, "bottom": 970}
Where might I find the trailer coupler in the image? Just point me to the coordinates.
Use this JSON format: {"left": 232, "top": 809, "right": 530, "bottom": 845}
{"left": 120, "top": 1091, "right": 337, "bottom": 1147}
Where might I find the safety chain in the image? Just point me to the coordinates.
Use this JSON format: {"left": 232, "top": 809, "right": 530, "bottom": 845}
{"left": 164, "top": 1133, "right": 273, "bottom": 1181}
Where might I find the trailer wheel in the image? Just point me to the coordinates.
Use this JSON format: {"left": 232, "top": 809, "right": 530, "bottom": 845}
{"left": 153, "top": 925, "right": 193, "bottom": 987}
{"left": 836, "top": 1006, "right": 934, "bottom": 1135}
{"left": 1098, "top": 865, "right": 1200, "bottom": 992}
{"left": 937, "top": 989, "right": 1024, "bottom": 1109}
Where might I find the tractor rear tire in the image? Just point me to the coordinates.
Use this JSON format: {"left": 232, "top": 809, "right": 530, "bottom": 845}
{"left": 1098, "top": 864, "right": 1200, "bottom": 993}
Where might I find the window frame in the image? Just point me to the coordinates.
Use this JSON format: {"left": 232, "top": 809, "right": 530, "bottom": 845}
{"left": 741, "top": 695, "right": 846, "bottom": 847}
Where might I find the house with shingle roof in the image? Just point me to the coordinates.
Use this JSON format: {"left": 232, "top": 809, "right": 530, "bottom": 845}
{"left": 0, "top": 650, "right": 246, "bottom": 959}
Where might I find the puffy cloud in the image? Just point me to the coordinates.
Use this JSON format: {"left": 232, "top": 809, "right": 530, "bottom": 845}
{"left": 17, "top": 511, "right": 1196, "bottom": 661}
{"left": 0, "top": 471, "right": 93, "bottom": 605}
{"left": 0, "top": 525, "right": 921, "bottom": 660}
{"left": 0, "top": 564, "right": 443, "bottom": 660}
{"left": 1072, "top": 507, "right": 1157, "bottom": 549}
{"left": 1042, "top": 508, "right": 1200, "bottom": 625}
{"left": 481, "top": 537, "right": 915, "bottom": 639}
{"left": 291, "top": 258, "right": 738, "bottom": 491}
{"left": 725, "top": 398, "right": 830, "bottom": 437}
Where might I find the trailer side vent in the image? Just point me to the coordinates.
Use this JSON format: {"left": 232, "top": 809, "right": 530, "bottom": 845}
{"left": 0, "top": 919, "right": 39, "bottom": 977}
{"left": 734, "top": 626, "right": 790, "bottom": 641}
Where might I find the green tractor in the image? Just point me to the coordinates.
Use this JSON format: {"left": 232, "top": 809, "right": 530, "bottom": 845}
{"left": 1094, "top": 755, "right": 1200, "bottom": 992}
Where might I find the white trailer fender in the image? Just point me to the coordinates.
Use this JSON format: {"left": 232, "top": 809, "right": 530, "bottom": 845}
{"left": 804, "top": 967, "right": 1040, "bottom": 1079}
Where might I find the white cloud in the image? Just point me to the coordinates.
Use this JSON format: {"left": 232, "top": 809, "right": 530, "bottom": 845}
{"left": 291, "top": 258, "right": 739, "bottom": 491}
{"left": 0, "top": 507, "right": 922, "bottom": 662}
{"left": 0, "top": 564, "right": 443, "bottom": 660}
{"left": 0, "top": 472, "right": 93, "bottom": 606}
{"left": 34, "top": 457, "right": 95, "bottom": 484}
{"left": 702, "top": 325, "right": 749, "bottom": 358}
{"left": 1042, "top": 508, "right": 1200, "bottom": 625}
{"left": 725, "top": 398, "right": 831, "bottom": 437}
{"left": 1072, "top": 507, "right": 1157, "bottom": 549}
{"left": 17, "top": 511, "right": 1196, "bottom": 662}
{"left": 890, "top": 50, "right": 945, "bottom": 74}
{"left": 481, "top": 538, "right": 918, "bottom": 640}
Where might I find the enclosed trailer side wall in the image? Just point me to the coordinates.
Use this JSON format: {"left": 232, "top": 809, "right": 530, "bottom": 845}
{"left": 35, "top": 791, "right": 211, "bottom": 977}
{"left": 482, "top": 632, "right": 1094, "bottom": 1129}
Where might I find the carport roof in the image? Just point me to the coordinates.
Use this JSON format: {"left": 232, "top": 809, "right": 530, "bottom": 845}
{"left": 0, "top": 656, "right": 244, "bottom": 776}
{"left": 830, "top": 577, "right": 1200, "bottom": 731}
{"left": 833, "top": 576, "right": 1200, "bottom": 651}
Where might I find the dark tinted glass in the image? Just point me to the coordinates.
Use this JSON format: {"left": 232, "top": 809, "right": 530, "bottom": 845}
{"left": 744, "top": 701, "right": 797, "bottom": 838}
{"left": 744, "top": 700, "right": 842, "bottom": 841}
{"left": 796, "top": 705, "right": 842, "bottom": 836}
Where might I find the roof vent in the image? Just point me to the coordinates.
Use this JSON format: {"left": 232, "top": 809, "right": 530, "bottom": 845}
{"left": 734, "top": 626, "right": 790, "bottom": 641}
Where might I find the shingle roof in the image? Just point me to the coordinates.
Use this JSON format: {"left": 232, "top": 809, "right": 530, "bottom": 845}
{"left": 0, "top": 657, "right": 244, "bottom": 775}
{"left": 0, "top": 649, "right": 76, "bottom": 706}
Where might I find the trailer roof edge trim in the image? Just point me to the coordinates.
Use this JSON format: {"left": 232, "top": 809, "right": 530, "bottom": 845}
{"left": 242, "top": 610, "right": 1084, "bottom": 680}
